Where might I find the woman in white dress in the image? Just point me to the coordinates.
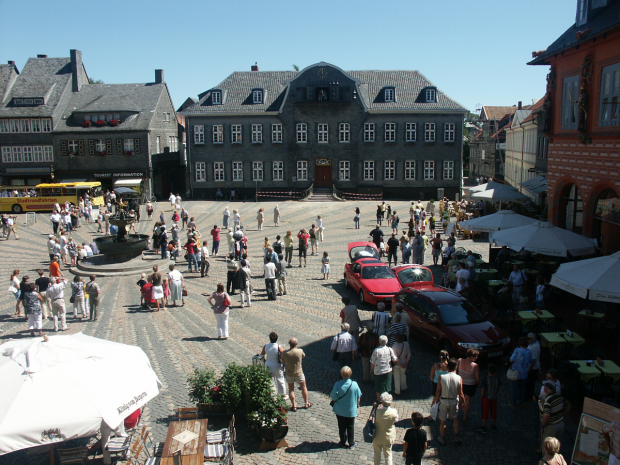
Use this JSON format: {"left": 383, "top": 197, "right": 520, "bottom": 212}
{"left": 151, "top": 266, "right": 165, "bottom": 311}
{"left": 59, "top": 231, "right": 68, "bottom": 265}
{"left": 232, "top": 210, "right": 241, "bottom": 230}
{"left": 274, "top": 206, "right": 280, "bottom": 227}
{"left": 175, "top": 194, "right": 182, "bottom": 211}
{"left": 316, "top": 215, "right": 324, "bottom": 241}
{"left": 261, "top": 332, "right": 287, "bottom": 397}
{"left": 167, "top": 264, "right": 184, "bottom": 307}
{"left": 10, "top": 269, "right": 21, "bottom": 316}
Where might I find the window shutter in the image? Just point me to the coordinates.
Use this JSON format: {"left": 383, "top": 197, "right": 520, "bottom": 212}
{"left": 78, "top": 140, "right": 85, "bottom": 156}
{"left": 116, "top": 139, "right": 123, "bottom": 155}
{"left": 60, "top": 140, "right": 67, "bottom": 156}
{"left": 106, "top": 139, "right": 112, "bottom": 154}
{"left": 88, "top": 139, "right": 95, "bottom": 155}
{"left": 134, "top": 138, "right": 141, "bottom": 154}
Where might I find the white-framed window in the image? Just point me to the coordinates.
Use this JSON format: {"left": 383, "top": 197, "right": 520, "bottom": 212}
{"left": 251, "top": 124, "right": 262, "bottom": 143}
{"left": 384, "top": 122, "right": 396, "bottom": 142}
{"left": 297, "top": 161, "right": 308, "bottom": 181}
{"left": 33, "top": 146, "right": 43, "bottom": 162}
{"left": 339, "top": 160, "right": 350, "bottom": 181}
{"left": 2, "top": 147, "right": 11, "bottom": 163}
{"left": 273, "top": 161, "right": 284, "bottom": 181}
{"left": 405, "top": 160, "right": 416, "bottom": 180}
{"left": 576, "top": 0, "right": 588, "bottom": 25}
{"left": 318, "top": 123, "right": 328, "bottom": 143}
{"left": 213, "top": 125, "right": 223, "bottom": 144}
{"left": 106, "top": 114, "right": 113, "bottom": 122}
{"left": 212, "top": 91, "right": 222, "bottom": 104}
{"left": 339, "top": 123, "right": 350, "bottom": 143}
{"left": 562, "top": 75, "right": 579, "bottom": 130}
{"left": 405, "top": 123, "right": 416, "bottom": 142}
{"left": 271, "top": 124, "right": 282, "bottom": 143}
{"left": 12, "top": 146, "right": 22, "bottom": 162}
{"left": 252, "top": 161, "right": 263, "bottom": 181}
{"left": 31, "top": 119, "right": 41, "bottom": 133}
{"left": 168, "top": 136, "right": 177, "bottom": 151}
{"left": 10, "top": 120, "right": 19, "bottom": 133}
{"left": 231, "top": 125, "right": 242, "bottom": 143}
{"left": 43, "top": 146, "right": 53, "bottom": 162}
{"left": 214, "top": 162, "right": 225, "bottom": 181}
{"left": 22, "top": 146, "right": 32, "bottom": 162}
{"left": 384, "top": 160, "right": 395, "bottom": 180}
{"left": 20, "top": 119, "right": 30, "bottom": 133}
{"left": 156, "top": 136, "right": 161, "bottom": 153}
{"left": 232, "top": 161, "right": 243, "bottom": 180}
{"left": 124, "top": 139, "right": 134, "bottom": 152}
{"left": 385, "top": 88, "right": 395, "bottom": 102}
{"left": 96, "top": 140, "right": 106, "bottom": 153}
{"left": 444, "top": 123, "right": 455, "bottom": 142}
{"left": 364, "top": 161, "right": 375, "bottom": 181}
{"left": 425, "top": 123, "right": 436, "bottom": 142}
{"left": 163, "top": 112, "right": 170, "bottom": 122}
{"left": 443, "top": 161, "right": 454, "bottom": 180}
{"left": 253, "top": 90, "right": 263, "bottom": 104}
{"left": 68, "top": 140, "right": 78, "bottom": 154}
{"left": 364, "top": 123, "right": 375, "bottom": 142}
{"left": 24, "top": 99, "right": 33, "bottom": 105}
{"left": 426, "top": 89, "right": 436, "bottom": 102}
{"left": 0, "top": 120, "right": 8, "bottom": 133}
{"left": 296, "top": 123, "right": 307, "bottom": 143}
{"left": 599, "top": 62, "right": 620, "bottom": 127}
{"left": 195, "top": 162, "right": 206, "bottom": 181}
{"left": 194, "top": 125, "right": 205, "bottom": 144}
{"left": 34, "top": 98, "right": 43, "bottom": 104}
{"left": 14, "top": 99, "right": 23, "bottom": 105}
{"left": 424, "top": 161, "right": 435, "bottom": 180}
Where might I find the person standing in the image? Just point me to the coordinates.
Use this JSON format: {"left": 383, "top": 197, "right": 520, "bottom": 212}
{"left": 354, "top": 206, "right": 360, "bottom": 229}
{"left": 46, "top": 277, "right": 69, "bottom": 331}
{"left": 232, "top": 209, "right": 241, "bottom": 230}
{"left": 457, "top": 348, "right": 480, "bottom": 423}
{"left": 261, "top": 332, "right": 286, "bottom": 397}
{"left": 275, "top": 254, "right": 287, "bottom": 296}
{"left": 402, "top": 412, "right": 428, "bottom": 465}
{"left": 282, "top": 337, "right": 310, "bottom": 411}
{"left": 175, "top": 193, "right": 182, "bottom": 211}
{"left": 146, "top": 200, "right": 153, "bottom": 220}
{"left": 168, "top": 264, "right": 185, "bottom": 307}
{"left": 181, "top": 208, "right": 189, "bottom": 229}
{"left": 85, "top": 275, "right": 101, "bottom": 321}
{"left": 223, "top": 207, "right": 230, "bottom": 229}
{"left": 392, "top": 334, "right": 411, "bottom": 396}
{"left": 373, "top": 393, "right": 398, "bottom": 465}
{"left": 359, "top": 323, "right": 379, "bottom": 384}
{"left": 316, "top": 215, "right": 324, "bottom": 241}
{"left": 539, "top": 382, "right": 570, "bottom": 448}
{"left": 539, "top": 438, "right": 568, "bottom": 465}
{"left": 340, "top": 296, "right": 361, "bottom": 346}
{"left": 169, "top": 192, "right": 176, "bottom": 209}
{"left": 309, "top": 224, "right": 318, "bottom": 256}
{"left": 49, "top": 256, "right": 64, "bottom": 279}
{"left": 526, "top": 332, "right": 541, "bottom": 400}
{"left": 47, "top": 234, "right": 56, "bottom": 262}
{"left": 274, "top": 205, "right": 280, "bottom": 227}
{"left": 433, "top": 358, "right": 465, "bottom": 445}
{"left": 200, "top": 241, "right": 210, "bottom": 277}
{"left": 35, "top": 269, "right": 52, "bottom": 320}
{"left": 372, "top": 302, "right": 390, "bottom": 337}
{"left": 207, "top": 283, "right": 231, "bottom": 339}
{"left": 151, "top": 266, "right": 165, "bottom": 312}
{"left": 508, "top": 264, "right": 527, "bottom": 306}
{"left": 297, "top": 228, "right": 309, "bottom": 267}
{"left": 184, "top": 238, "right": 198, "bottom": 273}
{"left": 332, "top": 323, "right": 357, "bottom": 369}
{"left": 386, "top": 313, "right": 407, "bottom": 347}
{"left": 509, "top": 337, "right": 533, "bottom": 408}
{"left": 71, "top": 276, "right": 87, "bottom": 319}
{"left": 238, "top": 259, "right": 252, "bottom": 307}
{"left": 210, "top": 225, "right": 221, "bottom": 256}
{"left": 50, "top": 210, "right": 61, "bottom": 234}
{"left": 321, "top": 251, "right": 330, "bottom": 280}
{"left": 257, "top": 208, "right": 265, "bottom": 230}
{"left": 331, "top": 366, "right": 362, "bottom": 449}
{"left": 264, "top": 255, "right": 277, "bottom": 301}
{"left": 386, "top": 233, "right": 399, "bottom": 267}
{"left": 159, "top": 225, "right": 169, "bottom": 259}
{"left": 284, "top": 231, "right": 294, "bottom": 267}
{"left": 476, "top": 363, "right": 501, "bottom": 434}
{"left": 369, "top": 224, "right": 384, "bottom": 253}
{"left": 370, "top": 336, "right": 397, "bottom": 402}
{"left": 22, "top": 282, "right": 44, "bottom": 337}
{"left": 430, "top": 234, "right": 443, "bottom": 266}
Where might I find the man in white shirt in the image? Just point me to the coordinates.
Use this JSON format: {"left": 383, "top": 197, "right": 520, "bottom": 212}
{"left": 50, "top": 211, "right": 61, "bottom": 234}
{"left": 200, "top": 240, "right": 210, "bottom": 277}
{"left": 5, "top": 216, "right": 16, "bottom": 240}
{"left": 83, "top": 242, "right": 93, "bottom": 256}
{"left": 508, "top": 264, "right": 527, "bottom": 305}
{"left": 46, "top": 277, "right": 68, "bottom": 331}
{"left": 264, "top": 256, "right": 277, "bottom": 301}
{"left": 331, "top": 323, "right": 358, "bottom": 368}
{"left": 455, "top": 263, "right": 470, "bottom": 292}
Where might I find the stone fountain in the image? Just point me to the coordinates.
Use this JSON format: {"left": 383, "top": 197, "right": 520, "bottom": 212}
{"left": 94, "top": 210, "right": 149, "bottom": 261}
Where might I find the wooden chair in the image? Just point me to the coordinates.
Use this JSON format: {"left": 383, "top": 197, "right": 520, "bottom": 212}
{"left": 57, "top": 447, "right": 91, "bottom": 465}
{"left": 176, "top": 406, "right": 201, "bottom": 420}
{"left": 545, "top": 317, "right": 567, "bottom": 333}
{"left": 204, "top": 415, "right": 235, "bottom": 464}
{"left": 125, "top": 443, "right": 145, "bottom": 465}
{"left": 104, "top": 433, "right": 135, "bottom": 463}
{"left": 139, "top": 425, "right": 165, "bottom": 459}
{"left": 583, "top": 375, "right": 614, "bottom": 401}
{"left": 550, "top": 342, "right": 579, "bottom": 368}
{"left": 579, "top": 345, "right": 607, "bottom": 361}
{"left": 588, "top": 301, "right": 607, "bottom": 314}
{"left": 524, "top": 319, "right": 548, "bottom": 336}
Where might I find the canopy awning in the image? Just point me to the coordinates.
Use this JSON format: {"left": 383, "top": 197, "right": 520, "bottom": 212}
{"left": 114, "top": 178, "right": 143, "bottom": 187}
{"left": 520, "top": 176, "right": 547, "bottom": 195}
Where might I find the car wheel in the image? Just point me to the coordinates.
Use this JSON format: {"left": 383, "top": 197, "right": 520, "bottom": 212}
{"left": 343, "top": 276, "right": 349, "bottom": 288}
{"left": 442, "top": 341, "right": 454, "bottom": 358}
{"left": 359, "top": 289, "right": 365, "bottom": 304}
{"left": 11, "top": 204, "right": 22, "bottom": 214}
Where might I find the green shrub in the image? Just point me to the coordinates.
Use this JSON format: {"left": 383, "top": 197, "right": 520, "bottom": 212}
{"left": 187, "top": 368, "right": 218, "bottom": 405}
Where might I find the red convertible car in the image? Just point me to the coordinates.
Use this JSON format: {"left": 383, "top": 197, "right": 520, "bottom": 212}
{"left": 343, "top": 242, "right": 402, "bottom": 306}
{"left": 392, "top": 264, "right": 435, "bottom": 290}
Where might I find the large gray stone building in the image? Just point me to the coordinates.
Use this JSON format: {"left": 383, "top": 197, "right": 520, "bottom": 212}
{"left": 182, "top": 62, "right": 467, "bottom": 200}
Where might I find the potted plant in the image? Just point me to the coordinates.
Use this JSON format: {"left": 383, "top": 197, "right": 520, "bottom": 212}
{"left": 109, "top": 119, "right": 120, "bottom": 127}
{"left": 99, "top": 151, "right": 106, "bottom": 157}
{"left": 219, "top": 363, "right": 246, "bottom": 414}
{"left": 95, "top": 120, "right": 106, "bottom": 127}
{"left": 82, "top": 121, "right": 92, "bottom": 128}
{"left": 187, "top": 368, "right": 227, "bottom": 415}
{"left": 244, "top": 364, "right": 288, "bottom": 443}
{"left": 124, "top": 150, "right": 134, "bottom": 156}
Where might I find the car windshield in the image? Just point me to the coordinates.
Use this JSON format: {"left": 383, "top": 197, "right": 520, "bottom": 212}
{"left": 437, "top": 300, "right": 486, "bottom": 326}
{"left": 397, "top": 267, "right": 433, "bottom": 284}
{"left": 351, "top": 246, "right": 380, "bottom": 261}
{"left": 362, "top": 266, "right": 395, "bottom": 279}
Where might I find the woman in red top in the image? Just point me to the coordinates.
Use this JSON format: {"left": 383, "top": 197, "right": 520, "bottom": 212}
{"left": 141, "top": 276, "right": 156, "bottom": 309}
{"left": 172, "top": 211, "right": 179, "bottom": 225}
{"left": 184, "top": 239, "right": 198, "bottom": 273}
{"left": 210, "top": 225, "right": 221, "bottom": 256}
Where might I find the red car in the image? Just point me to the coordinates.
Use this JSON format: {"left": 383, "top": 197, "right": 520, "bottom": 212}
{"left": 392, "top": 264, "right": 435, "bottom": 290}
{"left": 392, "top": 286, "right": 511, "bottom": 360}
{"left": 343, "top": 242, "right": 402, "bottom": 306}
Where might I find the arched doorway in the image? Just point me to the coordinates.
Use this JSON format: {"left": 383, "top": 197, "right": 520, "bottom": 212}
{"left": 591, "top": 187, "right": 620, "bottom": 254}
{"left": 557, "top": 183, "right": 583, "bottom": 233}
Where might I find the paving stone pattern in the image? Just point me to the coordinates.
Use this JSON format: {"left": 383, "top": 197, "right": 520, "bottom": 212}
{"left": 0, "top": 200, "right": 575, "bottom": 464}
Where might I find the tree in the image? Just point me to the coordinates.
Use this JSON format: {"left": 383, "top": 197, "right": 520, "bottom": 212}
{"left": 88, "top": 78, "right": 104, "bottom": 84}
{"left": 292, "top": 64, "right": 299, "bottom": 71}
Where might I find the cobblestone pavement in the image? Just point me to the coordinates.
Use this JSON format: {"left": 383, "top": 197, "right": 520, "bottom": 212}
{"left": 0, "top": 199, "right": 575, "bottom": 464}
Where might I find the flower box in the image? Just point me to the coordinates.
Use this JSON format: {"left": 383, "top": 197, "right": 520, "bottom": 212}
{"left": 99, "top": 151, "right": 106, "bottom": 157}
{"left": 124, "top": 150, "right": 134, "bottom": 156}
{"left": 95, "top": 120, "right": 106, "bottom": 127}
{"left": 109, "top": 119, "right": 120, "bottom": 127}
{"left": 82, "top": 121, "right": 92, "bottom": 128}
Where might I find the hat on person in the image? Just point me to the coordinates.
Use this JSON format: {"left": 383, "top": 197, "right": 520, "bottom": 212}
{"left": 161, "top": 225, "right": 166, "bottom": 229}
{"left": 543, "top": 382, "right": 556, "bottom": 392}
{"left": 48, "top": 234, "right": 54, "bottom": 238}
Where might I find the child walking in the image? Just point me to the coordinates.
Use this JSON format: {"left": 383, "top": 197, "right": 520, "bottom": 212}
{"left": 162, "top": 277, "right": 171, "bottom": 306}
{"left": 476, "top": 363, "right": 501, "bottom": 433}
{"left": 402, "top": 412, "right": 427, "bottom": 465}
{"left": 137, "top": 273, "right": 147, "bottom": 306}
{"left": 321, "top": 251, "right": 330, "bottom": 280}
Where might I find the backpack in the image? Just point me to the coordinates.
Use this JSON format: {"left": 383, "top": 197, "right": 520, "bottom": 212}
{"left": 273, "top": 241, "right": 283, "bottom": 254}
{"left": 299, "top": 236, "right": 306, "bottom": 249}
{"left": 309, "top": 229, "right": 315, "bottom": 239}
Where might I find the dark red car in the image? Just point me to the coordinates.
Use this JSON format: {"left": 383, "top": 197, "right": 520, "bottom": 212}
{"left": 392, "top": 286, "right": 511, "bottom": 359}
{"left": 344, "top": 242, "right": 402, "bottom": 306}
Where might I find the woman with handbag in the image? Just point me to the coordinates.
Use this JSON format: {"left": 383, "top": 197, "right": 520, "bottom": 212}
{"left": 207, "top": 283, "right": 231, "bottom": 339}
{"left": 261, "top": 332, "right": 287, "bottom": 397}
{"left": 167, "top": 264, "right": 185, "bottom": 307}
{"left": 508, "top": 336, "right": 533, "bottom": 409}
{"left": 370, "top": 335, "right": 398, "bottom": 402}
{"left": 330, "top": 366, "right": 361, "bottom": 449}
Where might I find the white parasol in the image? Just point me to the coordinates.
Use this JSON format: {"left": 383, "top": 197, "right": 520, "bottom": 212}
{"left": 468, "top": 181, "right": 513, "bottom": 193}
{"left": 471, "top": 186, "right": 531, "bottom": 202}
{"left": 460, "top": 210, "right": 537, "bottom": 233}
{"left": 550, "top": 252, "right": 620, "bottom": 302}
{"left": 0, "top": 333, "right": 161, "bottom": 456}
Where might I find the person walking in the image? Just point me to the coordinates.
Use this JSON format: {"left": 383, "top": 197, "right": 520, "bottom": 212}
{"left": 369, "top": 224, "right": 384, "bottom": 254}
{"left": 261, "top": 332, "right": 287, "bottom": 397}
{"left": 476, "top": 363, "right": 502, "bottom": 434}
{"left": 200, "top": 241, "right": 210, "bottom": 277}
{"left": 373, "top": 393, "right": 398, "bottom": 465}
{"left": 526, "top": 332, "right": 542, "bottom": 400}
{"left": 47, "top": 277, "right": 69, "bottom": 331}
{"left": 257, "top": 208, "right": 265, "bottom": 230}
{"left": 232, "top": 209, "right": 241, "bottom": 230}
{"left": 210, "top": 225, "right": 221, "bottom": 256}
{"left": 372, "top": 303, "right": 390, "bottom": 337}
{"left": 9, "top": 269, "right": 22, "bottom": 316}
{"left": 331, "top": 366, "right": 362, "bottom": 449}
{"left": 283, "top": 337, "right": 311, "bottom": 411}
{"left": 508, "top": 264, "right": 527, "bottom": 306}
{"left": 85, "top": 275, "right": 101, "bottom": 321}
{"left": 457, "top": 348, "right": 480, "bottom": 423}
{"left": 184, "top": 238, "right": 198, "bottom": 273}
{"left": 284, "top": 230, "right": 294, "bottom": 267}
{"left": 359, "top": 323, "right": 379, "bottom": 384}
{"left": 309, "top": 224, "right": 318, "bottom": 255}
{"left": 168, "top": 264, "right": 185, "bottom": 307}
{"left": 354, "top": 206, "right": 360, "bottom": 229}
{"left": 71, "top": 276, "right": 87, "bottom": 319}
{"left": 539, "top": 382, "right": 571, "bottom": 448}
{"left": 274, "top": 205, "right": 280, "bottom": 227}
{"left": 321, "top": 251, "right": 330, "bottom": 279}
{"left": 22, "top": 282, "right": 44, "bottom": 337}
{"left": 181, "top": 208, "right": 189, "bottom": 229}
{"left": 539, "top": 438, "right": 568, "bottom": 465}
{"left": 331, "top": 323, "right": 357, "bottom": 369}
{"left": 430, "top": 350, "right": 450, "bottom": 397}
{"left": 433, "top": 357, "right": 465, "bottom": 445}
{"left": 386, "top": 313, "right": 407, "bottom": 347}
{"left": 175, "top": 193, "right": 181, "bottom": 211}
{"left": 159, "top": 225, "right": 169, "bottom": 260}
{"left": 509, "top": 336, "right": 533, "bottom": 409}
{"left": 402, "top": 412, "right": 428, "bottom": 465}
{"left": 370, "top": 336, "right": 397, "bottom": 401}
{"left": 392, "top": 334, "right": 411, "bottom": 396}
{"left": 340, "top": 296, "right": 361, "bottom": 346}
{"left": 207, "top": 283, "right": 231, "bottom": 339}
{"left": 391, "top": 211, "right": 399, "bottom": 235}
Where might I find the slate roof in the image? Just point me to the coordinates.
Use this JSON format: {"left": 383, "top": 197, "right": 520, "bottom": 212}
{"left": 0, "top": 64, "right": 19, "bottom": 103}
{"left": 183, "top": 65, "right": 467, "bottom": 115}
{"left": 529, "top": 0, "right": 620, "bottom": 65}
{"left": 0, "top": 57, "right": 77, "bottom": 118}
{"left": 481, "top": 106, "right": 517, "bottom": 121}
{"left": 54, "top": 83, "right": 168, "bottom": 133}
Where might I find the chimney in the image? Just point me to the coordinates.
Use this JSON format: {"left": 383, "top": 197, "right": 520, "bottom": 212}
{"left": 8, "top": 61, "right": 15, "bottom": 65}
{"left": 155, "top": 69, "right": 164, "bottom": 84}
{"left": 70, "top": 49, "right": 83, "bottom": 92}
{"left": 518, "top": 101, "right": 522, "bottom": 110}
{"left": 37, "top": 54, "right": 47, "bottom": 58}
{"left": 251, "top": 62, "right": 259, "bottom": 72}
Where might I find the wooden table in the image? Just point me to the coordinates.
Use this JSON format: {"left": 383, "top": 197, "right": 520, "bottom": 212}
{"left": 570, "top": 360, "right": 620, "bottom": 383}
{"left": 539, "top": 331, "right": 586, "bottom": 349}
{"left": 161, "top": 419, "right": 208, "bottom": 465}
{"left": 518, "top": 310, "right": 554, "bottom": 322}
{"left": 576, "top": 310, "right": 606, "bottom": 326}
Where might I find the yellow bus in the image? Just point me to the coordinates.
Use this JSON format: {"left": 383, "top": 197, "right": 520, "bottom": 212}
{"left": 0, "top": 182, "right": 104, "bottom": 213}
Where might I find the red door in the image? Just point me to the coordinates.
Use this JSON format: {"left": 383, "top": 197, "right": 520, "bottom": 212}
{"left": 314, "top": 160, "right": 332, "bottom": 188}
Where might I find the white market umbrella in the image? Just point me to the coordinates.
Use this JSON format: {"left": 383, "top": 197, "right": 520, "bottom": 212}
{"left": 471, "top": 186, "right": 531, "bottom": 202}
{"left": 0, "top": 333, "right": 161, "bottom": 456}
{"left": 550, "top": 251, "right": 620, "bottom": 302}
{"left": 468, "top": 181, "right": 513, "bottom": 193}
{"left": 490, "top": 221, "right": 597, "bottom": 257}
{"left": 460, "top": 210, "right": 537, "bottom": 233}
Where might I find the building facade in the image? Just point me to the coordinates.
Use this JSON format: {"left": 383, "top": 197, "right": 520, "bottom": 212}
{"left": 529, "top": 0, "right": 620, "bottom": 254}
{"left": 182, "top": 62, "right": 467, "bottom": 200}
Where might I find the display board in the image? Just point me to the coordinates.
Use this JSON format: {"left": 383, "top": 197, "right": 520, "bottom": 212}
{"left": 571, "top": 398, "right": 620, "bottom": 464}
{"left": 25, "top": 212, "right": 36, "bottom": 226}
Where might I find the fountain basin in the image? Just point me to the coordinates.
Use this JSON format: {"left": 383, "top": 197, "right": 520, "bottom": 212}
{"left": 94, "top": 234, "right": 149, "bottom": 261}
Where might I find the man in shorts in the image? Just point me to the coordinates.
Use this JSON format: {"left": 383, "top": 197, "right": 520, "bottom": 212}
{"left": 297, "top": 229, "right": 309, "bottom": 267}
{"left": 433, "top": 358, "right": 464, "bottom": 445}
{"left": 282, "top": 337, "right": 311, "bottom": 411}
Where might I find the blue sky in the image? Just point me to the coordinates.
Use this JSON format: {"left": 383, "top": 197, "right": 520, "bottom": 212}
{"left": 0, "top": 0, "right": 576, "bottom": 114}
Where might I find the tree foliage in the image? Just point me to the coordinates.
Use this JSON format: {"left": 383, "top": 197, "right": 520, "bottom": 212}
{"left": 88, "top": 78, "right": 104, "bottom": 84}
{"left": 292, "top": 64, "right": 299, "bottom": 71}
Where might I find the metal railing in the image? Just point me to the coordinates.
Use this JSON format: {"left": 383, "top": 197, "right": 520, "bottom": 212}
{"left": 332, "top": 184, "right": 344, "bottom": 200}
{"left": 334, "top": 187, "right": 383, "bottom": 200}
{"left": 299, "top": 183, "right": 313, "bottom": 201}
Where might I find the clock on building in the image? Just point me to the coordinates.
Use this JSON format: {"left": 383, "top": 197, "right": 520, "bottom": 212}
{"left": 317, "top": 67, "right": 328, "bottom": 78}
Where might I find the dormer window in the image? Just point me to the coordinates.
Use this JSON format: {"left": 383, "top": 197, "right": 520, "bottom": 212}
{"left": 426, "top": 89, "right": 437, "bottom": 102}
{"left": 576, "top": 0, "right": 588, "bottom": 26}
{"left": 253, "top": 89, "right": 263, "bottom": 104}
{"left": 14, "top": 99, "right": 23, "bottom": 105}
{"left": 384, "top": 88, "right": 395, "bottom": 102}
{"left": 212, "top": 90, "right": 222, "bottom": 105}
{"left": 34, "top": 99, "right": 43, "bottom": 104}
